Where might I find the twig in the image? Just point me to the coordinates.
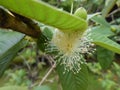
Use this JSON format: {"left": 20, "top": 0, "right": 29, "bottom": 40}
{"left": 0, "top": 7, "right": 41, "bottom": 38}
{"left": 38, "top": 62, "right": 56, "bottom": 86}
{"left": 102, "top": 0, "right": 116, "bottom": 17}
{"left": 108, "top": 8, "right": 120, "bottom": 17}
{"left": 18, "top": 53, "right": 31, "bottom": 71}
{"left": 70, "top": 2, "right": 74, "bottom": 14}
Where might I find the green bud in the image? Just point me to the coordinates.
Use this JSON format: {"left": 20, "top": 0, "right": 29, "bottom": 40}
{"left": 74, "top": 7, "right": 87, "bottom": 20}
{"left": 111, "top": 26, "right": 117, "bottom": 32}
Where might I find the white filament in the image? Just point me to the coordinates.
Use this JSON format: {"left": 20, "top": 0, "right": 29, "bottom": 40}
{"left": 46, "top": 29, "right": 91, "bottom": 74}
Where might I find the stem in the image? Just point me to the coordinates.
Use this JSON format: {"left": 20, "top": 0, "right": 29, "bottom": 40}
{"left": 70, "top": 2, "right": 74, "bottom": 14}
{"left": 39, "top": 62, "right": 56, "bottom": 86}
{"left": 18, "top": 53, "right": 31, "bottom": 72}
{"left": 108, "top": 8, "right": 120, "bottom": 17}
{"left": 0, "top": 7, "right": 41, "bottom": 38}
{"left": 102, "top": 0, "right": 117, "bottom": 17}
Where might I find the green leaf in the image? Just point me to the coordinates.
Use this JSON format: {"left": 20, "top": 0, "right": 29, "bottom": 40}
{"left": 56, "top": 64, "right": 88, "bottom": 90}
{"left": 87, "top": 12, "right": 100, "bottom": 20}
{"left": 90, "top": 15, "right": 120, "bottom": 54}
{"left": 0, "top": 86, "right": 27, "bottom": 90}
{"left": 37, "top": 33, "right": 48, "bottom": 52}
{"left": 93, "top": 37, "right": 120, "bottom": 54}
{"left": 0, "top": 29, "right": 25, "bottom": 76}
{"left": 91, "top": 26, "right": 120, "bottom": 54}
{"left": 116, "top": 0, "right": 120, "bottom": 7}
{"left": 0, "top": 30, "right": 24, "bottom": 55}
{"left": 97, "top": 46, "right": 115, "bottom": 69}
{"left": 102, "top": 0, "right": 117, "bottom": 17}
{"left": 0, "top": 0, "right": 87, "bottom": 32}
{"left": 91, "top": 15, "right": 110, "bottom": 27}
{"left": 42, "top": 27, "right": 53, "bottom": 40}
{"left": 91, "top": 26, "right": 114, "bottom": 37}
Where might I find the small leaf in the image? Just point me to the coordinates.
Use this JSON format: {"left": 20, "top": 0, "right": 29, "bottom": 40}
{"left": 97, "top": 46, "right": 115, "bottom": 69}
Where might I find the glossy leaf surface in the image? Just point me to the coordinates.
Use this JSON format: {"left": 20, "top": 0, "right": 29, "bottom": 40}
{"left": 0, "top": 29, "right": 25, "bottom": 76}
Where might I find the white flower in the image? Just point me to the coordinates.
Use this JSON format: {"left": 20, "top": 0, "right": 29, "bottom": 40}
{"left": 46, "top": 28, "right": 91, "bottom": 74}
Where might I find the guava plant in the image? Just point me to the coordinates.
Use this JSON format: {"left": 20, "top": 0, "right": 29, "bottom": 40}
{"left": 0, "top": 0, "right": 120, "bottom": 90}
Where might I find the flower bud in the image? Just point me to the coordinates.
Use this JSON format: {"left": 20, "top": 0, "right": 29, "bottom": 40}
{"left": 74, "top": 7, "right": 87, "bottom": 20}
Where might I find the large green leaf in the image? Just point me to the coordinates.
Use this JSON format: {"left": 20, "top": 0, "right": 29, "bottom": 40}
{"left": 91, "top": 26, "right": 120, "bottom": 54}
{"left": 56, "top": 64, "right": 88, "bottom": 90}
{"left": 0, "top": 30, "right": 24, "bottom": 55}
{"left": 97, "top": 46, "right": 115, "bottom": 69}
{"left": 0, "top": 0, "right": 87, "bottom": 32}
{"left": 0, "top": 29, "right": 25, "bottom": 76}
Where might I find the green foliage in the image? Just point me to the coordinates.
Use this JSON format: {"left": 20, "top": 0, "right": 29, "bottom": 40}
{"left": 0, "top": 86, "right": 51, "bottom": 90}
{"left": 0, "top": 0, "right": 120, "bottom": 90}
{"left": 42, "top": 27, "right": 53, "bottom": 40}
{"left": 102, "top": 0, "right": 117, "bottom": 17}
{"left": 37, "top": 33, "right": 48, "bottom": 52}
{"left": 91, "top": 15, "right": 110, "bottom": 27}
{"left": 33, "top": 86, "right": 51, "bottom": 90}
{"left": 0, "top": 86, "right": 27, "bottom": 90}
{"left": 0, "top": 29, "right": 26, "bottom": 77}
{"left": 91, "top": 15, "right": 120, "bottom": 54}
{"left": 0, "top": 0, "right": 87, "bottom": 32}
{"left": 0, "top": 29, "right": 24, "bottom": 55}
{"left": 97, "top": 46, "right": 115, "bottom": 69}
{"left": 88, "top": 62, "right": 120, "bottom": 90}
{"left": 91, "top": 25, "right": 120, "bottom": 54}
{"left": 57, "top": 64, "right": 88, "bottom": 90}
{"left": 37, "top": 26, "right": 54, "bottom": 52}
{"left": 87, "top": 72, "right": 104, "bottom": 90}
{"left": 74, "top": 7, "right": 87, "bottom": 20}
{"left": 117, "top": 0, "right": 120, "bottom": 7}
{"left": 4, "top": 69, "right": 30, "bottom": 86}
